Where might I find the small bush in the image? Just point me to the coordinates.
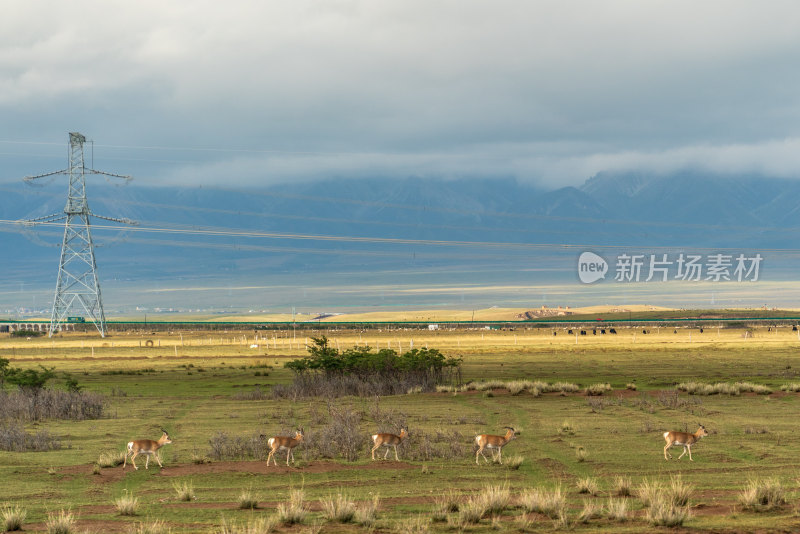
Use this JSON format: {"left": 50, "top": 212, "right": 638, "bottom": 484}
{"left": 558, "top": 421, "right": 575, "bottom": 436}
{"left": 518, "top": 486, "right": 565, "bottom": 519}
{"left": 354, "top": 495, "right": 380, "bottom": 527}
{"left": 1, "top": 504, "right": 26, "bottom": 531}
{"left": 0, "top": 389, "right": 104, "bottom": 421}
{"left": 114, "top": 491, "right": 139, "bottom": 516}
{"left": 780, "top": 383, "right": 800, "bottom": 392}
{"left": 173, "top": 480, "right": 195, "bottom": 501}
{"left": 277, "top": 489, "right": 307, "bottom": 525}
{"left": 578, "top": 499, "right": 602, "bottom": 523}
{"left": 97, "top": 450, "right": 125, "bottom": 468}
{"left": 396, "top": 514, "right": 429, "bottom": 534}
{"left": 637, "top": 478, "right": 663, "bottom": 507}
{"left": 667, "top": 474, "right": 692, "bottom": 506}
{"left": 585, "top": 383, "right": 612, "bottom": 396}
{"left": 576, "top": 477, "right": 599, "bottom": 495}
{"left": 320, "top": 492, "right": 356, "bottom": 523}
{"left": 613, "top": 475, "right": 632, "bottom": 497}
{"left": 0, "top": 423, "right": 61, "bottom": 452}
{"left": 455, "top": 499, "right": 485, "bottom": 525}
{"left": 207, "top": 432, "right": 269, "bottom": 461}
{"left": 237, "top": 489, "right": 259, "bottom": 510}
{"left": 739, "top": 478, "right": 787, "bottom": 511}
{"left": 434, "top": 490, "right": 461, "bottom": 515}
{"left": 606, "top": 498, "right": 629, "bottom": 521}
{"left": 646, "top": 495, "right": 690, "bottom": 527}
{"left": 45, "top": 509, "right": 75, "bottom": 534}
{"left": 505, "top": 454, "right": 524, "bottom": 470}
{"left": 575, "top": 446, "right": 588, "bottom": 462}
{"left": 218, "top": 516, "right": 278, "bottom": 534}
{"left": 475, "top": 484, "right": 511, "bottom": 516}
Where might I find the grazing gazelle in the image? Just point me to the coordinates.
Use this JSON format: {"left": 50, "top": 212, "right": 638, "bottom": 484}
{"left": 123, "top": 429, "right": 172, "bottom": 470}
{"left": 266, "top": 429, "right": 304, "bottom": 466}
{"left": 475, "top": 427, "right": 517, "bottom": 465}
{"left": 371, "top": 428, "right": 407, "bottom": 461}
{"left": 663, "top": 425, "right": 709, "bottom": 461}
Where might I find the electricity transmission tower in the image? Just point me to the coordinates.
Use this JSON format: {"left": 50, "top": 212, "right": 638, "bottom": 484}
{"left": 20, "top": 132, "right": 136, "bottom": 337}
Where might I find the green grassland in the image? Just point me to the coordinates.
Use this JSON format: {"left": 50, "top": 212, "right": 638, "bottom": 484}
{"left": 2, "top": 326, "right": 800, "bottom": 532}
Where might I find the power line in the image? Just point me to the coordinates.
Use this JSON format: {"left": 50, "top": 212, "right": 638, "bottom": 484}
{"left": 3, "top": 217, "right": 800, "bottom": 254}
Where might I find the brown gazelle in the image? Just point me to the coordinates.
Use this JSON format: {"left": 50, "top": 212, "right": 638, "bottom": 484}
{"left": 123, "top": 429, "right": 172, "bottom": 470}
{"left": 475, "top": 427, "right": 517, "bottom": 465}
{"left": 371, "top": 428, "right": 407, "bottom": 461}
{"left": 266, "top": 429, "right": 304, "bottom": 466}
{"left": 663, "top": 425, "right": 709, "bottom": 461}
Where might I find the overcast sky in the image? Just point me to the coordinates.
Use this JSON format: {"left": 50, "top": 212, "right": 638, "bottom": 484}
{"left": 2, "top": 0, "right": 800, "bottom": 189}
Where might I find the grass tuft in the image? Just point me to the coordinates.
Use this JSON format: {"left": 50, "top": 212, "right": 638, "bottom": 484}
{"left": 320, "top": 492, "right": 356, "bottom": 523}
{"left": 1, "top": 504, "right": 26, "bottom": 532}
{"left": 739, "top": 478, "right": 787, "bottom": 511}
{"left": 613, "top": 475, "right": 632, "bottom": 497}
{"left": 605, "top": 498, "right": 629, "bottom": 521}
{"left": 114, "top": 491, "right": 139, "bottom": 516}
{"left": 354, "top": 495, "right": 380, "bottom": 527}
{"left": 173, "top": 480, "right": 196, "bottom": 501}
{"left": 396, "top": 514, "right": 429, "bottom": 533}
{"left": 518, "top": 485, "right": 565, "bottom": 519}
{"left": 45, "top": 509, "right": 75, "bottom": 534}
{"left": 277, "top": 489, "right": 307, "bottom": 525}
{"left": 646, "top": 494, "right": 691, "bottom": 527}
{"left": 576, "top": 476, "right": 599, "bottom": 495}
{"left": 237, "top": 488, "right": 259, "bottom": 510}
{"left": 578, "top": 499, "right": 602, "bottom": 523}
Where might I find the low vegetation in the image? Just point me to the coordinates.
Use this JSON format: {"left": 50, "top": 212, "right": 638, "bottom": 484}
{"left": 3, "top": 326, "right": 800, "bottom": 531}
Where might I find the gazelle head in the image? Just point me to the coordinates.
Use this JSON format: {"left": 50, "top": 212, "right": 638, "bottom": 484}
{"left": 294, "top": 429, "right": 304, "bottom": 442}
{"left": 697, "top": 424, "right": 708, "bottom": 438}
{"left": 159, "top": 429, "right": 173, "bottom": 445}
{"left": 399, "top": 428, "right": 408, "bottom": 438}
{"left": 504, "top": 427, "right": 518, "bottom": 438}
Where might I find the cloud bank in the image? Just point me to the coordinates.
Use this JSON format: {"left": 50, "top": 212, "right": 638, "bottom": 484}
{"left": 1, "top": 1, "right": 800, "bottom": 188}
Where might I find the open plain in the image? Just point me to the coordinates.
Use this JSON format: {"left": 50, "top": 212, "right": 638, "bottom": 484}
{"left": 2, "top": 322, "right": 800, "bottom": 532}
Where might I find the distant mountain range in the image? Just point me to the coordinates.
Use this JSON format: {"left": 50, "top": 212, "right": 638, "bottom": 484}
{"left": 2, "top": 171, "right": 799, "bottom": 312}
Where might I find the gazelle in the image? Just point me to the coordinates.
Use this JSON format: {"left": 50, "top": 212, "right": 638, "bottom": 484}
{"left": 475, "top": 427, "right": 517, "bottom": 465}
{"left": 123, "top": 429, "right": 172, "bottom": 470}
{"left": 266, "top": 429, "right": 304, "bottom": 466}
{"left": 371, "top": 428, "right": 407, "bottom": 460}
{"left": 663, "top": 425, "right": 709, "bottom": 461}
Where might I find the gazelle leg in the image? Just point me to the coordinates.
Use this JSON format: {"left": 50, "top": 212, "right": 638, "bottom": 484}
{"left": 687, "top": 446, "right": 693, "bottom": 461}
{"left": 371, "top": 445, "right": 378, "bottom": 460}
{"left": 664, "top": 444, "right": 672, "bottom": 460}
{"left": 394, "top": 445, "right": 399, "bottom": 461}
{"left": 677, "top": 446, "right": 687, "bottom": 460}
{"left": 156, "top": 452, "right": 163, "bottom": 468}
{"left": 145, "top": 454, "right": 150, "bottom": 469}
{"left": 384, "top": 447, "right": 390, "bottom": 460}
{"left": 498, "top": 448, "right": 503, "bottom": 464}
{"left": 131, "top": 452, "right": 139, "bottom": 470}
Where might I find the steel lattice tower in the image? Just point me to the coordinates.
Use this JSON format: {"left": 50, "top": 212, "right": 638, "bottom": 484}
{"left": 21, "top": 132, "right": 135, "bottom": 337}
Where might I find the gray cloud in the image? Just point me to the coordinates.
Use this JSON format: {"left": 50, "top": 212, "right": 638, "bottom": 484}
{"left": 2, "top": 0, "right": 800, "bottom": 188}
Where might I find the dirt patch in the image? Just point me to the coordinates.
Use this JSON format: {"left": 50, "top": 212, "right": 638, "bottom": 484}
{"left": 156, "top": 459, "right": 416, "bottom": 477}
{"left": 538, "top": 457, "right": 570, "bottom": 478}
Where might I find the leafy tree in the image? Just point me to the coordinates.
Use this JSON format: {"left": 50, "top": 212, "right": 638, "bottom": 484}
{"left": 0, "top": 357, "right": 9, "bottom": 388}
{"left": 6, "top": 365, "right": 56, "bottom": 390}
